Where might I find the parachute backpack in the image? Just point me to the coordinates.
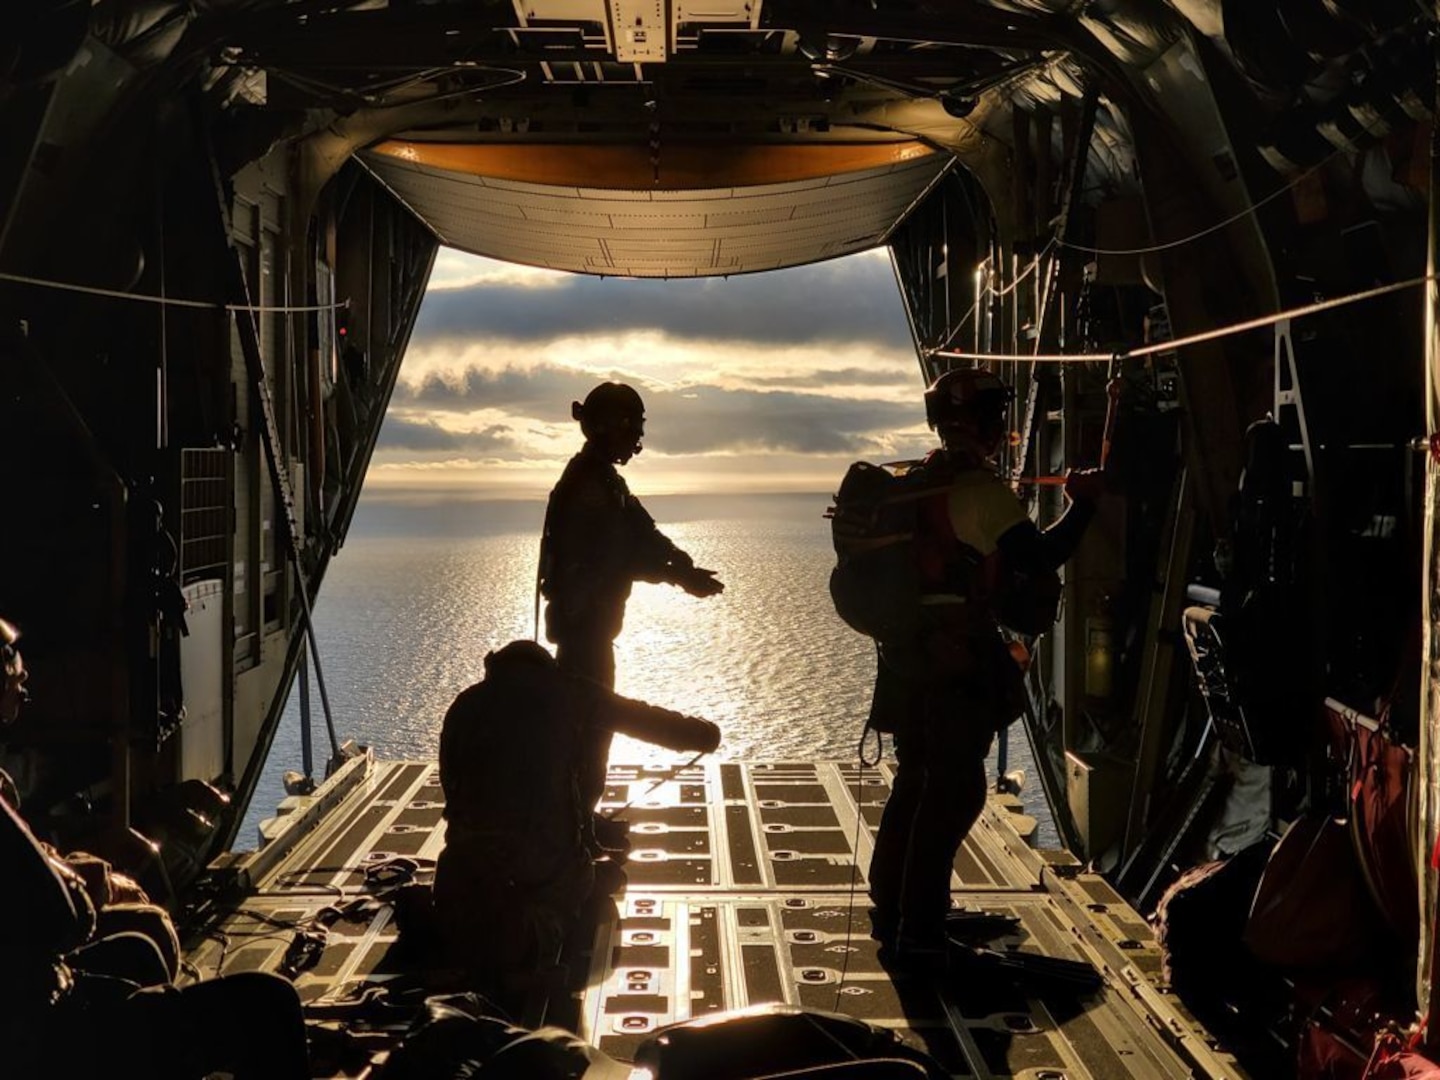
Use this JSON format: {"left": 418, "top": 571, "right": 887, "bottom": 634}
{"left": 826, "top": 459, "right": 952, "bottom": 642}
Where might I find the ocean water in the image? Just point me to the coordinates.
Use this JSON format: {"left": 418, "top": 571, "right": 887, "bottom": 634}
{"left": 240, "top": 493, "right": 1056, "bottom": 847}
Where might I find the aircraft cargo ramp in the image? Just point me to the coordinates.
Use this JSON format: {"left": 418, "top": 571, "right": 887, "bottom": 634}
{"left": 183, "top": 755, "right": 1245, "bottom": 1079}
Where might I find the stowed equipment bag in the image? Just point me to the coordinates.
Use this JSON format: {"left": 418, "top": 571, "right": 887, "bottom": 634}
{"left": 826, "top": 459, "right": 951, "bottom": 642}
{"left": 829, "top": 456, "right": 1062, "bottom": 645}
{"left": 635, "top": 1004, "right": 945, "bottom": 1079}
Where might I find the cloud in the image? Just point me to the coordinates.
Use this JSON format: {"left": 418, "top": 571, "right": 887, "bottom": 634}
{"left": 377, "top": 416, "right": 518, "bottom": 453}
{"left": 427, "top": 249, "right": 571, "bottom": 291}
{"left": 368, "top": 250, "right": 938, "bottom": 496}
{"left": 410, "top": 252, "right": 912, "bottom": 351}
{"left": 396, "top": 333, "right": 920, "bottom": 405}
{"left": 390, "top": 362, "right": 924, "bottom": 456}
{"left": 646, "top": 386, "right": 919, "bottom": 455}
{"left": 746, "top": 367, "right": 916, "bottom": 389}
{"left": 393, "top": 363, "right": 581, "bottom": 423}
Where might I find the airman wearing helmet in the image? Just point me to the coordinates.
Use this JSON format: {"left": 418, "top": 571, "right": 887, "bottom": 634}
{"left": 923, "top": 367, "right": 1012, "bottom": 455}
{"left": 867, "top": 366, "right": 1106, "bottom": 975}
{"left": 539, "top": 382, "right": 724, "bottom": 846}
{"left": 572, "top": 381, "right": 647, "bottom": 464}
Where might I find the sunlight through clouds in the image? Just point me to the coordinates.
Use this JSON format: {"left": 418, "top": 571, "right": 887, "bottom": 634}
{"left": 426, "top": 248, "right": 573, "bottom": 290}
{"left": 368, "top": 249, "right": 932, "bottom": 497}
{"left": 398, "top": 334, "right": 918, "bottom": 399}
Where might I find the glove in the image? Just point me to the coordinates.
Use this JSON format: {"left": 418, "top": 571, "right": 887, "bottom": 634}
{"left": 1062, "top": 468, "right": 1105, "bottom": 504}
{"left": 685, "top": 716, "right": 722, "bottom": 754}
{"left": 675, "top": 565, "right": 724, "bottom": 598}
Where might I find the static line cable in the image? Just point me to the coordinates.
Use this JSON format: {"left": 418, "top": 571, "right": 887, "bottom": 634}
{"left": 599, "top": 750, "right": 707, "bottom": 821}
{"left": 0, "top": 270, "right": 350, "bottom": 313}
{"left": 935, "top": 274, "right": 1433, "bottom": 365}
{"left": 1057, "top": 149, "right": 1343, "bottom": 258}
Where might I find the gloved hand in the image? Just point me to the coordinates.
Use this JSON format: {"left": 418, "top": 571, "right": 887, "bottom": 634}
{"left": 688, "top": 717, "right": 722, "bottom": 754}
{"left": 675, "top": 565, "right": 724, "bottom": 598}
{"left": 1062, "top": 467, "right": 1105, "bottom": 504}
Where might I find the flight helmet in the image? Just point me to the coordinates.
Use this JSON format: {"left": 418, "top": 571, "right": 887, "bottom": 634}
{"left": 484, "top": 639, "right": 556, "bottom": 677}
{"left": 573, "top": 382, "right": 645, "bottom": 461}
{"left": 924, "top": 367, "right": 1012, "bottom": 431}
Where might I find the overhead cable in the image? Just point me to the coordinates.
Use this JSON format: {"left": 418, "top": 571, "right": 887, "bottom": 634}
{"left": 259, "top": 62, "right": 526, "bottom": 109}
{"left": 935, "top": 274, "right": 1432, "bottom": 365}
{"left": 932, "top": 151, "right": 1338, "bottom": 352}
{"left": 0, "top": 269, "right": 350, "bottom": 313}
{"left": 1057, "top": 149, "right": 1343, "bottom": 258}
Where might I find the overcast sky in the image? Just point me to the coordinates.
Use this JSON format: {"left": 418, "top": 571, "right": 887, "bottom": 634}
{"left": 365, "top": 247, "right": 934, "bottom": 499}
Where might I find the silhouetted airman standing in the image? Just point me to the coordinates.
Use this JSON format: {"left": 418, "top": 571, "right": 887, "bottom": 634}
{"left": 539, "top": 382, "right": 723, "bottom": 837}
{"left": 867, "top": 369, "right": 1104, "bottom": 973}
